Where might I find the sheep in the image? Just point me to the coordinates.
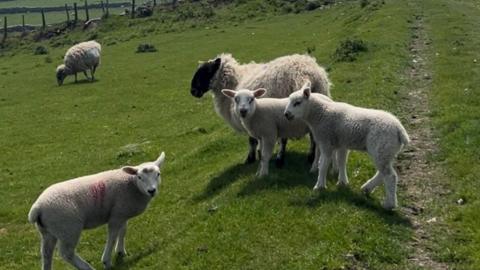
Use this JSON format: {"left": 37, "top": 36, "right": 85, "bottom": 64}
{"left": 190, "top": 53, "right": 331, "bottom": 166}
{"left": 284, "top": 82, "right": 410, "bottom": 209}
{"left": 28, "top": 153, "right": 165, "bottom": 270}
{"left": 56, "top": 40, "right": 101, "bottom": 86}
{"left": 222, "top": 88, "right": 325, "bottom": 177}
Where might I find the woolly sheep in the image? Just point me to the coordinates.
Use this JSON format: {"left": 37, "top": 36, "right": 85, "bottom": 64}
{"left": 284, "top": 82, "right": 410, "bottom": 209}
{"left": 28, "top": 153, "right": 165, "bottom": 270}
{"left": 223, "top": 88, "right": 324, "bottom": 176}
{"left": 56, "top": 40, "right": 101, "bottom": 86}
{"left": 190, "top": 53, "right": 331, "bottom": 165}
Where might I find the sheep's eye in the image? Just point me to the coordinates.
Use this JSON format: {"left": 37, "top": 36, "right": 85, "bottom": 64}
{"left": 249, "top": 98, "right": 254, "bottom": 104}
{"left": 293, "top": 101, "right": 301, "bottom": 107}
{"left": 234, "top": 97, "right": 240, "bottom": 103}
{"left": 138, "top": 175, "right": 142, "bottom": 180}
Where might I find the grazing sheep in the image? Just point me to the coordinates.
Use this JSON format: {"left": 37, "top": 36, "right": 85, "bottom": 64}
{"left": 28, "top": 153, "right": 165, "bottom": 270}
{"left": 190, "top": 53, "right": 331, "bottom": 166}
{"left": 222, "top": 88, "right": 323, "bottom": 176}
{"left": 56, "top": 40, "right": 101, "bottom": 86}
{"left": 284, "top": 82, "right": 409, "bottom": 209}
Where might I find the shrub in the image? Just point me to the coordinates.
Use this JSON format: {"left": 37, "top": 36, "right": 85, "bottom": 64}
{"left": 34, "top": 45, "right": 48, "bottom": 55}
{"left": 136, "top": 43, "right": 157, "bottom": 53}
{"left": 332, "top": 38, "right": 368, "bottom": 62}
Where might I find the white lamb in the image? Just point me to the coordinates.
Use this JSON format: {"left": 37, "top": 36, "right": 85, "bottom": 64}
{"left": 28, "top": 153, "right": 165, "bottom": 270}
{"left": 191, "top": 53, "right": 331, "bottom": 165}
{"left": 284, "top": 82, "right": 410, "bottom": 209}
{"left": 56, "top": 40, "right": 101, "bottom": 86}
{"left": 222, "top": 88, "right": 331, "bottom": 177}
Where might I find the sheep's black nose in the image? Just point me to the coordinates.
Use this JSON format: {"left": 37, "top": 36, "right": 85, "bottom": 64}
{"left": 240, "top": 109, "right": 248, "bottom": 117}
{"left": 284, "top": 112, "right": 293, "bottom": 120}
{"left": 147, "top": 189, "right": 156, "bottom": 196}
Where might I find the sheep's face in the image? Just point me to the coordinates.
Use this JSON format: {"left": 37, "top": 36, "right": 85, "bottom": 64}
{"left": 285, "top": 82, "right": 311, "bottom": 121}
{"left": 56, "top": 65, "right": 67, "bottom": 86}
{"left": 222, "top": 88, "right": 266, "bottom": 119}
{"left": 191, "top": 58, "right": 221, "bottom": 98}
{"left": 122, "top": 152, "right": 165, "bottom": 198}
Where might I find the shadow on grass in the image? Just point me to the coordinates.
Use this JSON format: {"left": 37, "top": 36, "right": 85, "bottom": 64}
{"left": 288, "top": 187, "right": 413, "bottom": 227}
{"left": 112, "top": 241, "right": 159, "bottom": 270}
{"left": 193, "top": 152, "right": 313, "bottom": 202}
{"left": 61, "top": 79, "right": 98, "bottom": 87}
{"left": 192, "top": 162, "right": 256, "bottom": 202}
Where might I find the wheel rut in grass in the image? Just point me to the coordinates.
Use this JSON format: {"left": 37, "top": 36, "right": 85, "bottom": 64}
{"left": 397, "top": 1, "right": 450, "bottom": 269}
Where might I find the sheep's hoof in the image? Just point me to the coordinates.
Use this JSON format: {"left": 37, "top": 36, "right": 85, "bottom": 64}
{"left": 245, "top": 154, "right": 256, "bottom": 164}
{"left": 102, "top": 261, "right": 112, "bottom": 269}
{"left": 382, "top": 201, "right": 397, "bottom": 211}
{"left": 361, "top": 185, "right": 373, "bottom": 195}
{"left": 255, "top": 171, "right": 268, "bottom": 178}
{"left": 313, "top": 185, "right": 326, "bottom": 192}
{"left": 309, "top": 166, "right": 318, "bottom": 173}
{"left": 117, "top": 251, "right": 127, "bottom": 257}
{"left": 336, "top": 181, "right": 349, "bottom": 187}
{"left": 275, "top": 157, "right": 285, "bottom": 168}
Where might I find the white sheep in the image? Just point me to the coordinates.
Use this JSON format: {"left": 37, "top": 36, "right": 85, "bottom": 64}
{"left": 190, "top": 53, "right": 331, "bottom": 166}
{"left": 28, "top": 153, "right": 165, "bottom": 270}
{"left": 222, "top": 88, "right": 328, "bottom": 177}
{"left": 56, "top": 40, "right": 101, "bottom": 86}
{"left": 284, "top": 82, "right": 410, "bottom": 209}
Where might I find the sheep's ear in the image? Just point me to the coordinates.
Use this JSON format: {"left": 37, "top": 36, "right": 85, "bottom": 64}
{"left": 213, "top": 58, "right": 221, "bottom": 68}
{"left": 155, "top": 152, "right": 166, "bottom": 168}
{"left": 303, "top": 87, "right": 311, "bottom": 99}
{"left": 221, "top": 89, "right": 236, "bottom": 98}
{"left": 253, "top": 88, "right": 267, "bottom": 98}
{"left": 122, "top": 166, "right": 138, "bottom": 175}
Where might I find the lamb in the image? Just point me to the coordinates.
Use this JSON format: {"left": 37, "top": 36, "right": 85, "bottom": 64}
{"left": 284, "top": 82, "right": 410, "bottom": 209}
{"left": 28, "top": 153, "right": 165, "bottom": 270}
{"left": 56, "top": 40, "right": 101, "bottom": 86}
{"left": 190, "top": 53, "right": 331, "bottom": 166}
{"left": 222, "top": 88, "right": 331, "bottom": 176}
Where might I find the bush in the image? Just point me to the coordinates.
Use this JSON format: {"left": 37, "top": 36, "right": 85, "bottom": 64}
{"left": 34, "top": 45, "right": 48, "bottom": 55}
{"left": 332, "top": 38, "right": 368, "bottom": 62}
{"left": 136, "top": 43, "right": 157, "bottom": 53}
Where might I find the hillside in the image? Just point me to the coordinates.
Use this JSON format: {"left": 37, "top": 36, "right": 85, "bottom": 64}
{"left": 0, "top": 0, "right": 479, "bottom": 269}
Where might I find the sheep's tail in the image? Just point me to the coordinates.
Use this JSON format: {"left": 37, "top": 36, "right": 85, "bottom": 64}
{"left": 397, "top": 125, "right": 410, "bottom": 146}
{"left": 28, "top": 204, "right": 43, "bottom": 227}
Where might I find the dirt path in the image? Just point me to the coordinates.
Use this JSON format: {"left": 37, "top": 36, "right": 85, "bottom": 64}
{"left": 397, "top": 1, "right": 450, "bottom": 269}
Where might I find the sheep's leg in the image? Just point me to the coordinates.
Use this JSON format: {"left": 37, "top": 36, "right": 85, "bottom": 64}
{"left": 257, "top": 138, "right": 274, "bottom": 177}
{"left": 381, "top": 165, "right": 398, "bottom": 210}
{"left": 92, "top": 65, "right": 97, "bottom": 81}
{"left": 83, "top": 71, "right": 90, "bottom": 81}
{"left": 115, "top": 222, "right": 127, "bottom": 257}
{"left": 275, "top": 138, "right": 287, "bottom": 168}
{"left": 310, "top": 145, "right": 321, "bottom": 173}
{"left": 40, "top": 230, "right": 57, "bottom": 270}
{"left": 307, "top": 132, "right": 316, "bottom": 163}
{"left": 245, "top": 137, "right": 258, "bottom": 164}
{"left": 360, "top": 171, "right": 383, "bottom": 195}
{"left": 331, "top": 150, "right": 339, "bottom": 173}
{"left": 313, "top": 147, "right": 332, "bottom": 190}
{"left": 102, "top": 222, "right": 122, "bottom": 269}
{"left": 336, "top": 148, "right": 349, "bottom": 186}
{"left": 58, "top": 232, "right": 94, "bottom": 270}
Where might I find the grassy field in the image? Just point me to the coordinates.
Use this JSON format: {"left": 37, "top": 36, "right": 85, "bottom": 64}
{"left": 0, "top": 0, "right": 479, "bottom": 269}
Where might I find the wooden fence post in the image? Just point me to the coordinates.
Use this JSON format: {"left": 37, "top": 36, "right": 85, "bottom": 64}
{"left": 131, "top": 0, "right": 135, "bottom": 18}
{"left": 65, "top": 4, "right": 70, "bottom": 23}
{"left": 2, "top": 16, "right": 6, "bottom": 43}
{"left": 105, "top": 0, "right": 109, "bottom": 17}
{"left": 85, "top": 0, "right": 90, "bottom": 21}
{"left": 22, "top": 14, "right": 25, "bottom": 33}
{"left": 100, "top": 1, "right": 105, "bottom": 16}
{"left": 74, "top": 3, "right": 78, "bottom": 24}
{"left": 41, "top": 9, "right": 46, "bottom": 30}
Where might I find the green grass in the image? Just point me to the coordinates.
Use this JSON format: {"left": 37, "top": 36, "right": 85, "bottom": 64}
{"left": 1, "top": 0, "right": 478, "bottom": 269}
{"left": 419, "top": 0, "right": 480, "bottom": 268}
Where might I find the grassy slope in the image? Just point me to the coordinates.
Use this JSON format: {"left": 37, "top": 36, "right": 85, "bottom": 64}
{"left": 0, "top": 0, "right": 129, "bottom": 8}
{"left": 0, "top": 1, "right": 424, "bottom": 269}
{"left": 421, "top": 0, "right": 480, "bottom": 268}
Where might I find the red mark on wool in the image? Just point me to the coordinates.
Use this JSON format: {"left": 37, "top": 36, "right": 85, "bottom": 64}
{"left": 90, "top": 182, "right": 106, "bottom": 205}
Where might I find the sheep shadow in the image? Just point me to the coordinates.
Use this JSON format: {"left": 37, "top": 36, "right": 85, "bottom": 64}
{"left": 193, "top": 151, "right": 313, "bottom": 202}
{"left": 288, "top": 187, "right": 413, "bottom": 227}
{"left": 111, "top": 241, "right": 159, "bottom": 270}
{"left": 60, "top": 79, "right": 98, "bottom": 87}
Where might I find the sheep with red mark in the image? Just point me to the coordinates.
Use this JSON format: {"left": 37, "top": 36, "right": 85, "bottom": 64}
{"left": 28, "top": 153, "right": 165, "bottom": 270}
